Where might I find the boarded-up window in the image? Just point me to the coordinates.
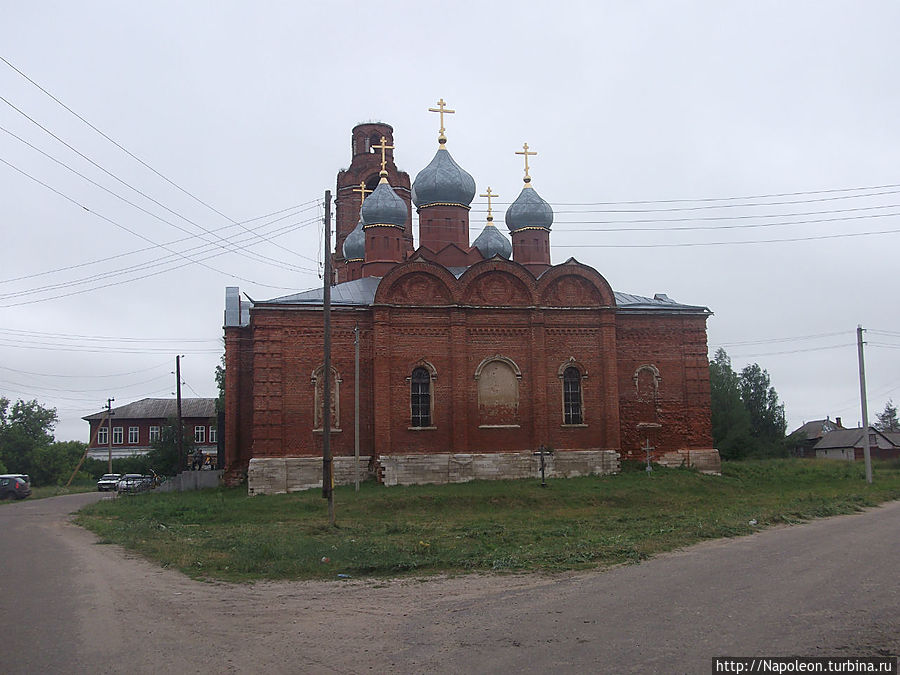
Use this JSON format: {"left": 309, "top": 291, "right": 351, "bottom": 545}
{"left": 311, "top": 366, "right": 341, "bottom": 430}
{"left": 477, "top": 359, "right": 519, "bottom": 426}
{"left": 635, "top": 366, "right": 659, "bottom": 402}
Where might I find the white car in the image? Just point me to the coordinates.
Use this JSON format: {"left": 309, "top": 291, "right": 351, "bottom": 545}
{"left": 97, "top": 474, "right": 122, "bottom": 492}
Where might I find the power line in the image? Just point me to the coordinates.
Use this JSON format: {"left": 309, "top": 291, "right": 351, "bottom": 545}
{"left": 0, "top": 202, "right": 318, "bottom": 285}
{"left": 0, "top": 123, "right": 317, "bottom": 271}
{"left": 720, "top": 343, "right": 857, "bottom": 358}
{"left": 553, "top": 227, "right": 900, "bottom": 248}
{"left": 713, "top": 331, "right": 852, "bottom": 348}
{"left": 480, "top": 186, "right": 900, "bottom": 211}
{"left": 0, "top": 360, "right": 172, "bottom": 379}
{"left": 0, "top": 214, "right": 320, "bottom": 306}
{"left": 0, "top": 156, "right": 311, "bottom": 295}
{"left": 0, "top": 56, "right": 310, "bottom": 260}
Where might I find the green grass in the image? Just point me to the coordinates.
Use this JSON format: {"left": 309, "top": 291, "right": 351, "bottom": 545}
{"left": 74, "top": 459, "right": 900, "bottom": 582}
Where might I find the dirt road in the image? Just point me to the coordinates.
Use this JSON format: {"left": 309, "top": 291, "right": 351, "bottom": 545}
{"left": 1, "top": 493, "right": 897, "bottom": 674}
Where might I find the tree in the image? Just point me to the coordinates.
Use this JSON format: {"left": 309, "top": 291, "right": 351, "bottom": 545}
{"left": 147, "top": 418, "right": 195, "bottom": 476}
{"left": 739, "top": 362, "right": 787, "bottom": 454}
{"left": 709, "top": 349, "right": 755, "bottom": 460}
{"left": 215, "top": 352, "right": 225, "bottom": 413}
{"left": 708, "top": 349, "right": 790, "bottom": 460}
{"left": 874, "top": 399, "right": 899, "bottom": 433}
{"left": 0, "top": 397, "right": 59, "bottom": 480}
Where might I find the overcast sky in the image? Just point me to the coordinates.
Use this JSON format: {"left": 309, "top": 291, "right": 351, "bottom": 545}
{"left": 2, "top": 1, "right": 898, "bottom": 443}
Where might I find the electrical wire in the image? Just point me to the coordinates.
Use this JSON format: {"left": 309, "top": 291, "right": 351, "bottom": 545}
{"left": 0, "top": 156, "right": 314, "bottom": 296}
{"left": 0, "top": 124, "right": 318, "bottom": 270}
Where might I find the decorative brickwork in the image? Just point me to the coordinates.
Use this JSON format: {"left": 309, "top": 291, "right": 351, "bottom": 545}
{"left": 223, "top": 123, "right": 719, "bottom": 491}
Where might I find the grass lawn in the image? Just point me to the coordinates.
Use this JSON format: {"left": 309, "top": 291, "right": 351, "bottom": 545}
{"left": 74, "top": 459, "right": 900, "bottom": 582}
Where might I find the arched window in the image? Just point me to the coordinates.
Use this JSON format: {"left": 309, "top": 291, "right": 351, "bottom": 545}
{"left": 563, "top": 366, "right": 583, "bottom": 425}
{"left": 410, "top": 367, "right": 432, "bottom": 427}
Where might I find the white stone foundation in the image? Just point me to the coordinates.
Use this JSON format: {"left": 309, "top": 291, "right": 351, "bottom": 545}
{"left": 248, "top": 450, "right": 621, "bottom": 495}
{"left": 378, "top": 450, "right": 620, "bottom": 486}
{"left": 247, "top": 456, "right": 372, "bottom": 495}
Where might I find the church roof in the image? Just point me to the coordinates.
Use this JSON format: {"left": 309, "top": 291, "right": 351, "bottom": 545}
{"left": 262, "top": 275, "right": 709, "bottom": 314}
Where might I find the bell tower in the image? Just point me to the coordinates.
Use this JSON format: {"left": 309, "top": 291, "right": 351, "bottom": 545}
{"left": 335, "top": 123, "right": 412, "bottom": 282}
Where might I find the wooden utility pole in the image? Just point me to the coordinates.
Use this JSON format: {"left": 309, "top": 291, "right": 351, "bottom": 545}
{"left": 66, "top": 409, "right": 108, "bottom": 487}
{"left": 322, "top": 190, "right": 335, "bottom": 525}
{"left": 857, "top": 325, "right": 873, "bottom": 484}
{"left": 176, "top": 355, "right": 184, "bottom": 471}
{"left": 106, "top": 397, "right": 114, "bottom": 473}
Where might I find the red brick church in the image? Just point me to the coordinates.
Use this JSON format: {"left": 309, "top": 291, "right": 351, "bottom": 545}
{"left": 223, "top": 108, "right": 719, "bottom": 494}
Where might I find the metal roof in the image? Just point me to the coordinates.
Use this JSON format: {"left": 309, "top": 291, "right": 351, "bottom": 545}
{"left": 259, "top": 275, "right": 709, "bottom": 314}
{"left": 812, "top": 427, "right": 899, "bottom": 450}
{"left": 83, "top": 398, "right": 217, "bottom": 421}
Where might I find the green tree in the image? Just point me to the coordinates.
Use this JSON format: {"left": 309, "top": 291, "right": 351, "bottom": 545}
{"left": 147, "top": 418, "right": 195, "bottom": 476}
{"left": 709, "top": 349, "right": 790, "bottom": 459}
{"left": 215, "top": 352, "right": 225, "bottom": 414}
{"left": 874, "top": 399, "right": 899, "bottom": 432}
{"left": 31, "top": 440, "right": 88, "bottom": 486}
{"left": 709, "top": 349, "right": 755, "bottom": 460}
{"left": 0, "top": 397, "right": 59, "bottom": 481}
{"left": 739, "top": 362, "right": 788, "bottom": 455}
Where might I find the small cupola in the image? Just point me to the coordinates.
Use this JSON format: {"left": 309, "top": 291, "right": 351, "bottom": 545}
{"left": 473, "top": 186, "right": 511, "bottom": 259}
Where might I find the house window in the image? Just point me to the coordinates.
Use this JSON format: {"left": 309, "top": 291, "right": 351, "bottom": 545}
{"left": 563, "top": 367, "right": 583, "bottom": 425}
{"left": 128, "top": 426, "right": 139, "bottom": 444}
{"left": 149, "top": 426, "right": 160, "bottom": 442}
{"left": 410, "top": 367, "right": 432, "bottom": 427}
{"left": 209, "top": 426, "right": 217, "bottom": 443}
{"left": 194, "top": 426, "right": 206, "bottom": 444}
{"left": 112, "top": 427, "right": 123, "bottom": 444}
{"left": 97, "top": 426, "right": 108, "bottom": 445}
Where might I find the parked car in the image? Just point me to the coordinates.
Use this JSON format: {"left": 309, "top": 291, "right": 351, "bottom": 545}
{"left": 116, "top": 474, "right": 152, "bottom": 494}
{"left": 0, "top": 474, "right": 32, "bottom": 500}
{"left": 97, "top": 473, "right": 122, "bottom": 492}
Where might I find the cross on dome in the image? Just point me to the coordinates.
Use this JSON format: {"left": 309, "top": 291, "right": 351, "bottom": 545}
{"left": 371, "top": 136, "right": 394, "bottom": 181}
{"left": 516, "top": 142, "right": 537, "bottom": 185}
{"left": 480, "top": 187, "right": 499, "bottom": 223}
{"left": 352, "top": 181, "right": 373, "bottom": 212}
{"left": 428, "top": 98, "right": 455, "bottom": 146}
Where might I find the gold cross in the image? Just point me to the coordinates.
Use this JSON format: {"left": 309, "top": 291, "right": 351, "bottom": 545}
{"left": 428, "top": 98, "right": 455, "bottom": 143}
{"left": 371, "top": 136, "right": 394, "bottom": 177}
{"left": 352, "top": 181, "right": 373, "bottom": 210}
{"left": 516, "top": 142, "right": 537, "bottom": 182}
{"left": 479, "top": 187, "right": 499, "bottom": 222}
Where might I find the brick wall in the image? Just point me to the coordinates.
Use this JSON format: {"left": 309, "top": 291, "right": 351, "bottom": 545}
{"left": 227, "top": 257, "right": 718, "bottom": 491}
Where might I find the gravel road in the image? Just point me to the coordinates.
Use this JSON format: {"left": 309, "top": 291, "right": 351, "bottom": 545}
{"left": 1, "top": 492, "right": 897, "bottom": 674}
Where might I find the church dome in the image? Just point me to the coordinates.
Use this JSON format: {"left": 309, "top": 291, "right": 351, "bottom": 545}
{"left": 473, "top": 224, "right": 512, "bottom": 259}
{"left": 505, "top": 186, "right": 553, "bottom": 232}
{"left": 342, "top": 218, "right": 365, "bottom": 260}
{"left": 361, "top": 180, "right": 407, "bottom": 227}
{"left": 412, "top": 148, "right": 476, "bottom": 208}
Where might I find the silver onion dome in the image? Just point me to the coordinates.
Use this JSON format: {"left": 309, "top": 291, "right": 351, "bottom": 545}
{"left": 473, "top": 224, "right": 512, "bottom": 259}
{"left": 361, "top": 180, "right": 407, "bottom": 227}
{"left": 342, "top": 218, "right": 365, "bottom": 260}
{"left": 505, "top": 186, "right": 553, "bottom": 232}
{"left": 411, "top": 148, "right": 476, "bottom": 208}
